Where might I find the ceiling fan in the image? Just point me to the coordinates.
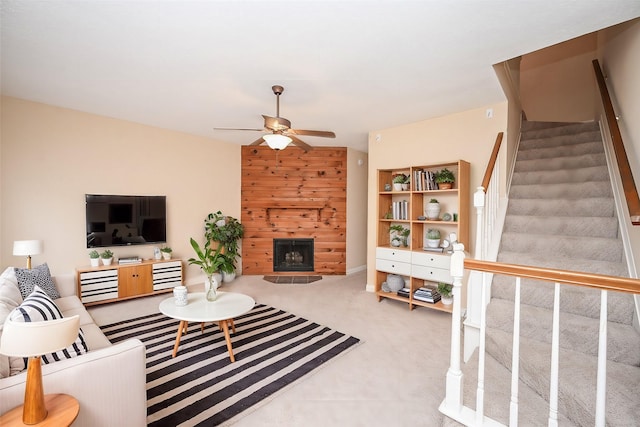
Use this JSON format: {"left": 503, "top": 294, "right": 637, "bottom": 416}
{"left": 214, "top": 85, "right": 335, "bottom": 151}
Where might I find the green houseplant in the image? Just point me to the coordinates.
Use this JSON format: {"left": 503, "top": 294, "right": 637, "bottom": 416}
{"left": 204, "top": 211, "right": 244, "bottom": 280}
{"left": 89, "top": 249, "right": 100, "bottom": 267}
{"left": 389, "top": 224, "right": 410, "bottom": 247}
{"left": 437, "top": 282, "right": 453, "bottom": 305}
{"left": 188, "top": 238, "right": 224, "bottom": 301}
{"left": 392, "top": 173, "right": 409, "bottom": 191}
{"left": 100, "top": 249, "right": 114, "bottom": 266}
{"left": 435, "top": 168, "right": 455, "bottom": 189}
{"left": 425, "top": 228, "right": 441, "bottom": 248}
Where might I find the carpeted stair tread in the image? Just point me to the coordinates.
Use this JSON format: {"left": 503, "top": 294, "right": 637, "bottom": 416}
{"left": 521, "top": 122, "right": 600, "bottom": 139}
{"left": 489, "top": 275, "right": 635, "bottom": 324}
{"left": 499, "top": 232, "right": 623, "bottom": 263}
{"left": 520, "top": 120, "right": 577, "bottom": 131}
{"left": 511, "top": 165, "right": 609, "bottom": 185}
{"left": 509, "top": 180, "right": 612, "bottom": 199}
{"left": 514, "top": 153, "right": 607, "bottom": 172}
{"left": 503, "top": 215, "right": 619, "bottom": 238}
{"left": 506, "top": 197, "right": 615, "bottom": 217}
{"left": 517, "top": 140, "right": 604, "bottom": 161}
{"left": 485, "top": 298, "right": 640, "bottom": 366}
{"left": 485, "top": 328, "right": 640, "bottom": 427}
{"left": 519, "top": 132, "right": 603, "bottom": 152}
{"left": 497, "top": 251, "right": 629, "bottom": 278}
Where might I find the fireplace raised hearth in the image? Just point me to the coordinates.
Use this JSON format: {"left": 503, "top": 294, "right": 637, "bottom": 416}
{"left": 273, "top": 238, "right": 314, "bottom": 272}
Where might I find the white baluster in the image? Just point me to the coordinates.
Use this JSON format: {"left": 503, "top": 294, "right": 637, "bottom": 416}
{"left": 476, "top": 267, "right": 488, "bottom": 425}
{"left": 509, "top": 277, "right": 521, "bottom": 426}
{"left": 548, "top": 283, "right": 560, "bottom": 426}
{"left": 595, "top": 290, "right": 608, "bottom": 427}
{"left": 444, "top": 243, "right": 465, "bottom": 413}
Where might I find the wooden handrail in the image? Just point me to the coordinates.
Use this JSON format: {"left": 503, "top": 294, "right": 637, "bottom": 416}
{"left": 592, "top": 59, "right": 640, "bottom": 225}
{"left": 481, "top": 132, "right": 504, "bottom": 190}
{"left": 465, "top": 258, "right": 640, "bottom": 295}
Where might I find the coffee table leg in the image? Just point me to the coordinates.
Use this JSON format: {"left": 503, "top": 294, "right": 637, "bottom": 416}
{"left": 172, "top": 320, "right": 187, "bottom": 358}
{"left": 220, "top": 319, "right": 235, "bottom": 362}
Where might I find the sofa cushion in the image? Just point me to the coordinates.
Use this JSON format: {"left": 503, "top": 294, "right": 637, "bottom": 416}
{"left": 14, "top": 263, "right": 60, "bottom": 300}
{"left": 0, "top": 268, "right": 24, "bottom": 379}
{"left": 55, "top": 295, "right": 96, "bottom": 327}
{"left": 8, "top": 286, "right": 88, "bottom": 375}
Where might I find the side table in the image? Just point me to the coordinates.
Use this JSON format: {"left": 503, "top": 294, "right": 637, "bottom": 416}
{"left": 0, "top": 394, "right": 79, "bottom": 426}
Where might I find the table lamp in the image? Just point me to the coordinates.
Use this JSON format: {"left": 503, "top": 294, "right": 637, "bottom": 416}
{"left": 12, "top": 240, "right": 43, "bottom": 269}
{"left": 0, "top": 315, "right": 79, "bottom": 424}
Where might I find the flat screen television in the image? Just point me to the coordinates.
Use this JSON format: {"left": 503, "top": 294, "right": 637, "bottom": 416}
{"left": 85, "top": 194, "right": 167, "bottom": 248}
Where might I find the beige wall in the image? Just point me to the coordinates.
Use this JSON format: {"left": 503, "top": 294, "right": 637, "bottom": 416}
{"left": 598, "top": 18, "right": 640, "bottom": 272}
{"left": 521, "top": 33, "right": 598, "bottom": 122}
{"left": 0, "top": 96, "right": 240, "bottom": 284}
{"left": 346, "top": 148, "right": 368, "bottom": 273}
{"left": 366, "top": 103, "right": 508, "bottom": 290}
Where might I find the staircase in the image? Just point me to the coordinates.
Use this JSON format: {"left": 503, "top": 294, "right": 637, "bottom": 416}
{"left": 445, "top": 121, "right": 640, "bottom": 426}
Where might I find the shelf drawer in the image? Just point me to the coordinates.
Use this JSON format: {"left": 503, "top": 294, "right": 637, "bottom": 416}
{"left": 411, "top": 265, "right": 452, "bottom": 283}
{"left": 152, "top": 260, "right": 183, "bottom": 291}
{"left": 79, "top": 269, "right": 119, "bottom": 303}
{"left": 376, "top": 247, "right": 412, "bottom": 263}
{"left": 412, "top": 251, "right": 451, "bottom": 269}
{"left": 376, "top": 258, "right": 411, "bottom": 276}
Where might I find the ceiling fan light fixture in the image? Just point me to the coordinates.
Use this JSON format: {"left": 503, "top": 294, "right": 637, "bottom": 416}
{"left": 263, "top": 134, "right": 291, "bottom": 150}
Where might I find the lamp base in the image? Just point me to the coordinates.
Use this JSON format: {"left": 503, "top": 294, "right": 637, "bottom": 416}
{"left": 23, "top": 356, "right": 46, "bottom": 424}
{"left": 0, "top": 394, "right": 79, "bottom": 426}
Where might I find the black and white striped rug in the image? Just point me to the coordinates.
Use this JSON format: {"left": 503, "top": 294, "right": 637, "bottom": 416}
{"left": 100, "top": 303, "right": 360, "bottom": 426}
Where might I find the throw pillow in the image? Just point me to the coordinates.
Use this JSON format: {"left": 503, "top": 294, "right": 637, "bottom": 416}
{"left": 14, "top": 263, "right": 60, "bottom": 300}
{"left": 8, "top": 286, "right": 88, "bottom": 374}
{"left": 0, "top": 267, "right": 24, "bottom": 378}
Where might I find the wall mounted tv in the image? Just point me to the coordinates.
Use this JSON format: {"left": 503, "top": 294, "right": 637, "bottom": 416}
{"left": 86, "top": 194, "right": 166, "bottom": 248}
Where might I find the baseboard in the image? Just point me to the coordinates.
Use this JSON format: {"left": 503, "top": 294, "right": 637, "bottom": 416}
{"left": 346, "top": 264, "right": 367, "bottom": 275}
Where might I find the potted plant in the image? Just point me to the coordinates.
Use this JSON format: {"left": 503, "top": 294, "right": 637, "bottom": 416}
{"left": 89, "top": 250, "right": 100, "bottom": 267}
{"left": 425, "top": 198, "right": 441, "bottom": 220}
{"left": 100, "top": 249, "right": 114, "bottom": 266}
{"left": 392, "top": 174, "right": 409, "bottom": 191}
{"left": 437, "top": 282, "right": 453, "bottom": 305}
{"left": 219, "top": 253, "right": 237, "bottom": 283}
{"left": 204, "top": 211, "right": 244, "bottom": 278}
{"left": 390, "top": 224, "right": 410, "bottom": 247}
{"left": 188, "top": 238, "right": 224, "bottom": 301}
{"left": 160, "top": 246, "right": 172, "bottom": 260}
{"left": 425, "top": 228, "right": 441, "bottom": 248}
{"left": 435, "top": 168, "right": 455, "bottom": 190}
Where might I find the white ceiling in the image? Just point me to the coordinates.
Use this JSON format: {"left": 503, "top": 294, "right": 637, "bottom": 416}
{"left": 2, "top": 1, "right": 639, "bottom": 152}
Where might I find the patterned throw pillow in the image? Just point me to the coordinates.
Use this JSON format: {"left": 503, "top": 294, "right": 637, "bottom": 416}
{"left": 8, "top": 286, "right": 88, "bottom": 373}
{"left": 14, "top": 263, "right": 60, "bottom": 300}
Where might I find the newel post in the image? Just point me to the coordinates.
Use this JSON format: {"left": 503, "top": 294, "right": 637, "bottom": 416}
{"left": 444, "top": 243, "right": 465, "bottom": 412}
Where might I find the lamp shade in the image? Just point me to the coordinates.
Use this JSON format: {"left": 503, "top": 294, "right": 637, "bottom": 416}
{"left": 263, "top": 134, "right": 291, "bottom": 150}
{"left": 12, "top": 240, "right": 43, "bottom": 256}
{"left": 0, "top": 315, "right": 79, "bottom": 357}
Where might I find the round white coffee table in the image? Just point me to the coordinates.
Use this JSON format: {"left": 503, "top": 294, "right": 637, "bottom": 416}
{"left": 159, "top": 291, "right": 255, "bottom": 362}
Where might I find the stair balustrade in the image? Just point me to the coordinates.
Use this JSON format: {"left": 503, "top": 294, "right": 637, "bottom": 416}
{"left": 440, "top": 247, "right": 640, "bottom": 426}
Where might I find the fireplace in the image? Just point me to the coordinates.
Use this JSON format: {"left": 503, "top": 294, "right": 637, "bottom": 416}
{"left": 273, "top": 238, "right": 314, "bottom": 272}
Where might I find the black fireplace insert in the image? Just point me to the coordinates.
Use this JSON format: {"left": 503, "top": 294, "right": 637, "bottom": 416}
{"left": 273, "top": 238, "right": 314, "bottom": 272}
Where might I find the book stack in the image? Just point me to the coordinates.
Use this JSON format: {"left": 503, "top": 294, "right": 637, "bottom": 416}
{"left": 413, "top": 286, "right": 441, "bottom": 303}
{"left": 118, "top": 256, "right": 142, "bottom": 265}
{"left": 397, "top": 287, "right": 411, "bottom": 298}
{"left": 391, "top": 200, "right": 409, "bottom": 220}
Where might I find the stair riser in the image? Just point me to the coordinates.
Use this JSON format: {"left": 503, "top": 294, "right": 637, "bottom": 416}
{"left": 520, "top": 131, "right": 603, "bottom": 150}
{"left": 509, "top": 181, "right": 612, "bottom": 200}
{"left": 521, "top": 122, "right": 600, "bottom": 139}
{"left": 511, "top": 166, "right": 609, "bottom": 185}
{"left": 497, "top": 252, "right": 629, "bottom": 278}
{"left": 518, "top": 140, "right": 603, "bottom": 161}
{"left": 499, "top": 232, "right": 623, "bottom": 262}
{"left": 514, "top": 153, "right": 606, "bottom": 172}
{"left": 506, "top": 198, "right": 615, "bottom": 217}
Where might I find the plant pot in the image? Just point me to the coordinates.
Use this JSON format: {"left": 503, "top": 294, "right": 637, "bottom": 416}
{"left": 401, "top": 183, "right": 409, "bottom": 191}
{"left": 162, "top": 252, "right": 171, "bottom": 260}
{"left": 425, "top": 203, "right": 441, "bottom": 220}
{"left": 441, "top": 295, "right": 453, "bottom": 306}
{"left": 438, "top": 182, "right": 453, "bottom": 190}
{"left": 391, "top": 237, "right": 402, "bottom": 247}
{"left": 102, "top": 257, "right": 113, "bottom": 266}
{"left": 426, "top": 238, "right": 440, "bottom": 248}
{"left": 222, "top": 271, "right": 236, "bottom": 283}
{"left": 90, "top": 258, "right": 100, "bottom": 267}
{"left": 393, "top": 183, "right": 403, "bottom": 191}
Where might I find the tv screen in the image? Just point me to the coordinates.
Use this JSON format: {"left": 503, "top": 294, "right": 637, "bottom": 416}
{"left": 86, "top": 194, "right": 166, "bottom": 248}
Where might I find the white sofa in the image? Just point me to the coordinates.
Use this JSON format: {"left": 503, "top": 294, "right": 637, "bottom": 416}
{"left": 0, "top": 273, "right": 147, "bottom": 426}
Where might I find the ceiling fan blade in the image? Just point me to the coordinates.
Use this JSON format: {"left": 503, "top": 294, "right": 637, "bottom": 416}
{"left": 249, "top": 137, "right": 265, "bottom": 146}
{"left": 214, "top": 127, "right": 264, "bottom": 132}
{"left": 288, "top": 129, "right": 336, "bottom": 138}
{"left": 288, "top": 135, "right": 312, "bottom": 152}
{"left": 262, "top": 115, "right": 291, "bottom": 131}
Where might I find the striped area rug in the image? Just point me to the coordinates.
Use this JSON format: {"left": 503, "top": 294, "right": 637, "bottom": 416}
{"left": 100, "top": 303, "right": 360, "bottom": 426}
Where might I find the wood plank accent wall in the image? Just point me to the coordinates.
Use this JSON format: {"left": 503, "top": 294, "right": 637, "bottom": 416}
{"left": 241, "top": 145, "right": 347, "bottom": 275}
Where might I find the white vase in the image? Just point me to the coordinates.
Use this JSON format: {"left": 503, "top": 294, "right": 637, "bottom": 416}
{"left": 90, "top": 258, "right": 100, "bottom": 267}
{"left": 222, "top": 271, "right": 236, "bottom": 283}
{"left": 425, "top": 203, "right": 441, "bottom": 220}
{"left": 173, "top": 286, "right": 188, "bottom": 306}
{"left": 393, "top": 183, "right": 403, "bottom": 191}
{"left": 204, "top": 275, "right": 219, "bottom": 302}
{"left": 162, "top": 252, "right": 171, "bottom": 260}
{"left": 426, "top": 238, "right": 440, "bottom": 248}
{"left": 441, "top": 295, "right": 453, "bottom": 306}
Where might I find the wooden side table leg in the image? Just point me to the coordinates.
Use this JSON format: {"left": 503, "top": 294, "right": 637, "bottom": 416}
{"left": 220, "top": 319, "right": 235, "bottom": 362}
{"left": 172, "top": 320, "right": 186, "bottom": 358}
{"left": 230, "top": 319, "right": 236, "bottom": 334}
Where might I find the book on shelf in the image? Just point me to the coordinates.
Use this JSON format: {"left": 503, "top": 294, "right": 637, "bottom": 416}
{"left": 397, "top": 287, "right": 411, "bottom": 298}
{"left": 422, "top": 246, "right": 444, "bottom": 252}
{"left": 118, "top": 257, "right": 142, "bottom": 264}
{"left": 413, "top": 293, "right": 441, "bottom": 303}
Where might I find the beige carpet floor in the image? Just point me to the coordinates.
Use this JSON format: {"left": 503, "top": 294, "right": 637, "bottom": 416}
{"left": 88, "top": 270, "right": 452, "bottom": 426}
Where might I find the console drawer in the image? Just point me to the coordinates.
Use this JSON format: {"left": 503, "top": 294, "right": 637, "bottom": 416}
{"left": 411, "top": 265, "right": 452, "bottom": 283}
{"left": 412, "top": 251, "right": 451, "bottom": 269}
{"left": 376, "top": 247, "right": 412, "bottom": 263}
{"left": 375, "top": 258, "right": 411, "bottom": 276}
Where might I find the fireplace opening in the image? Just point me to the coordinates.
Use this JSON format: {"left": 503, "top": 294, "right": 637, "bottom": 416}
{"left": 273, "top": 238, "right": 314, "bottom": 272}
